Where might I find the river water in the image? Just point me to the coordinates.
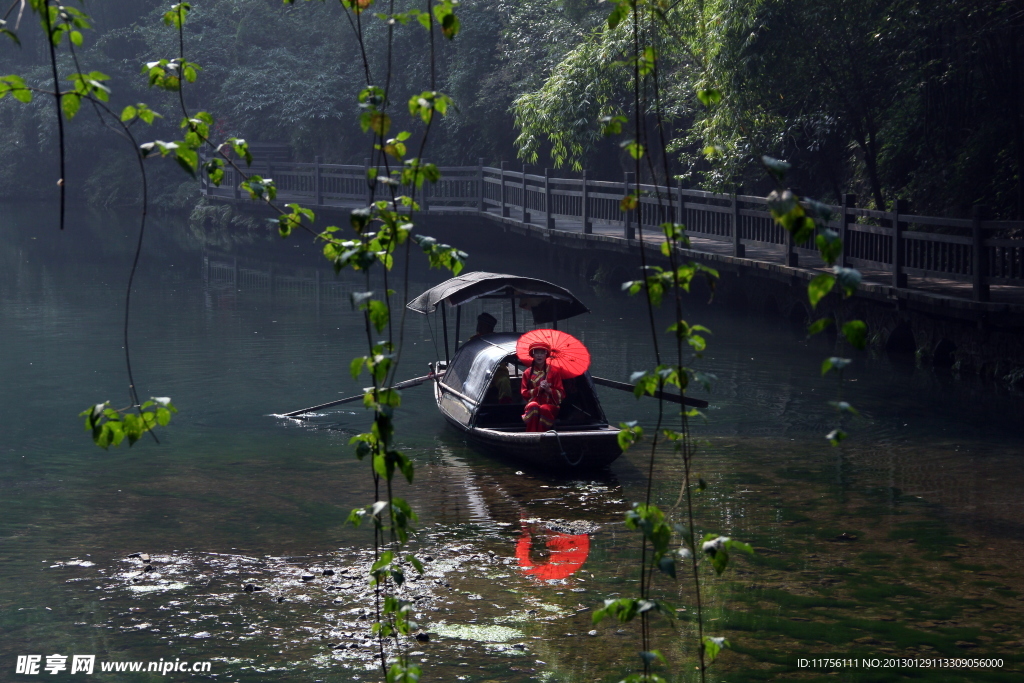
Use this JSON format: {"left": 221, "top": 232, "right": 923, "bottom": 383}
{"left": 2, "top": 203, "right": 1022, "bottom": 682}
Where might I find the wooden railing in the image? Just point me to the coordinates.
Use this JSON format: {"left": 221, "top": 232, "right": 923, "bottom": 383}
{"left": 201, "top": 158, "right": 1024, "bottom": 303}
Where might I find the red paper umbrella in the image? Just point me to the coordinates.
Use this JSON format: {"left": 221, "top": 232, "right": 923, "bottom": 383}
{"left": 515, "top": 329, "right": 591, "bottom": 378}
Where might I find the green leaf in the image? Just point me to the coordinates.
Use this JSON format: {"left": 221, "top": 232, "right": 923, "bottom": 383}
{"left": 61, "top": 93, "right": 81, "bottom": 120}
{"left": 826, "top": 429, "right": 847, "bottom": 445}
{"left": 434, "top": 1, "right": 460, "bottom": 39}
{"left": 815, "top": 228, "right": 842, "bottom": 266}
{"left": 1, "top": 21, "right": 22, "bottom": 46}
{"left": 761, "top": 155, "right": 790, "bottom": 182}
{"left": 638, "top": 46, "right": 656, "bottom": 77}
{"left": 163, "top": 3, "right": 192, "bottom": 29}
{"left": 639, "top": 650, "right": 666, "bottom": 667}
{"left": 828, "top": 401, "right": 859, "bottom": 416}
{"left": 621, "top": 140, "right": 644, "bottom": 159}
{"left": 725, "top": 539, "right": 754, "bottom": 555}
{"left": 406, "top": 554, "right": 425, "bottom": 574}
{"left": 657, "top": 554, "right": 676, "bottom": 579}
{"left": 607, "top": 2, "right": 628, "bottom": 30}
{"left": 175, "top": 147, "right": 198, "bottom": 176}
{"left": 368, "top": 111, "right": 390, "bottom": 136}
{"left": 228, "top": 137, "right": 252, "bottom": 165}
{"left": 701, "top": 534, "right": 731, "bottom": 574}
{"left": 842, "top": 320, "right": 868, "bottom": 350}
{"left": 702, "top": 144, "right": 724, "bottom": 159}
{"left": 696, "top": 88, "right": 722, "bottom": 107}
{"left": 204, "top": 158, "right": 224, "bottom": 186}
{"left": 600, "top": 114, "right": 627, "bottom": 136}
{"left": 365, "top": 299, "right": 390, "bottom": 334}
{"left": 807, "top": 317, "right": 834, "bottom": 336}
{"left": 702, "top": 636, "right": 729, "bottom": 664}
{"left": 371, "top": 550, "right": 394, "bottom": 573}
{"left": 821, "top": 357, "right": 852, "bottom": 376}
{"left": 833, "top": 266, "right": 862, "bottom": 297}
{"left": 616, "top": 421, "right": 643, "bottom": 452}
{"left": 0, "top": 75, "right": 32, "bottom": 103}
{"left": 807, "top": 273, "right": 835, "bottom": 309}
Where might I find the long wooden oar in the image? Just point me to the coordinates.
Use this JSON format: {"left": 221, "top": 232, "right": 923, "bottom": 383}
{"left": 280, "top": 373, "right": 441, "bottom": 418}
{"left": 591, "top": 376, "right": 709, "bottom": 409}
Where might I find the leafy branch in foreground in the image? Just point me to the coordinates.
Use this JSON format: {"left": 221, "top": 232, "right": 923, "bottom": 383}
{"left": 763, "top": 155, "right": 866, "bottom": 445}
{"left": 1, "top": 1, "right": 188, "bottom": 447}
{"left": 79, "top": 398, "right": 178, "bottom": 450}
{"left": 588, "top": 3, "right": 761, "bottom": 681}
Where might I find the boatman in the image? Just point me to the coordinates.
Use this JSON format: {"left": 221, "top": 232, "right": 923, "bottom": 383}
{"left": 521, "top": 341, "right": 564, "bottom": 432}
{"left": 472, "top": 312, "right": 513, "bottom": 403}
{"left": 470, "top": 312, "right": 498, "bottom": 338}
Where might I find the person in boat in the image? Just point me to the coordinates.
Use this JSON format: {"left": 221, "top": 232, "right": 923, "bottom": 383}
{"left": 521, "top": 341, "right": 564, "bottom": 432}
{"left": 470, "top": 312, "right": 498, "bottom": 338}
{"left": 472, "top": 312, "right": 513, "bottom": 403}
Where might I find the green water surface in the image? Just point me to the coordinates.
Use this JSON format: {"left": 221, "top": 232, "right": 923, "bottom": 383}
{"left": 2, "top": 203, "right": 1022, "bottom": 682}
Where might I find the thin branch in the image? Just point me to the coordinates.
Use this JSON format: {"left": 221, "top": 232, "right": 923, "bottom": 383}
{"left": 41, "top": 0, "right": 65, "bottom": 230}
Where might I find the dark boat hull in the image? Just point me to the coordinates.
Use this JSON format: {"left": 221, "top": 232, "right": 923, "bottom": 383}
{"left": 438, "top": 406, "right": 622, "bottom": 472}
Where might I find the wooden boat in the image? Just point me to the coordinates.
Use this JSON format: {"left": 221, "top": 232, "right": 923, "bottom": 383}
{"left": 407, "top": 272, "right": 623, "bottom": 472}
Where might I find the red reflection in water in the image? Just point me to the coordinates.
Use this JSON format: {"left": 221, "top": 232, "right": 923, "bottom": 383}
{"left": 515, "top": 524, "right": 590, "bottom": 581}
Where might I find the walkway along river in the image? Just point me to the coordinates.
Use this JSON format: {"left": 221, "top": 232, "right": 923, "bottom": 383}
{"left": 201, "top": 159, "right": 1024, "bottom": 384}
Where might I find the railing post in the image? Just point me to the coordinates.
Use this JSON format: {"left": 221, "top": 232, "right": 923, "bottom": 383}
{"left": 840, "top": 193, "right": 855, "bottom": 269}
{"left": 892, "top": 198, "right": 908, "bottom": 288}
{"left": 785, "top": 187, "right": 800, "bottom": 267}
{"left": 544, "top": 167, "right": 555, "bottom": 229}
{"left": 314, "top": 156, "right": 323, "bottom": 206}
{"left": 363, "top": 157, "right": 371, "bottom": 206}
{"left": 674, "top": 178, "right": 683, "bottom": 227}
{"left": 477, "top": 157, "right": 484, "bottom": 213}
{"left": 499, "top": 161, "right": 509, "bottom": 217}
{"left": 972, "top": 204, "right": 990, "bottom": 302}
{"left": 623, "top": 171, "right": 636, "bottom": 240}
{"left": 581, "top": 170, "right": 591, "bottom": 234}
{"left": 731, "top": 186, "right": 744, "bottom": 257}
{"left": 233, "top": 166, "right": 241, "bottom": 201}
{"left": 522, "top": 163, "right": 530, "bottom": 224}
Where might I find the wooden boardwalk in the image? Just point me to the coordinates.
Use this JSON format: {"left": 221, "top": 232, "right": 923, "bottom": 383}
{"left": 201, "top": 160, "right": 1024, "bottom": 312}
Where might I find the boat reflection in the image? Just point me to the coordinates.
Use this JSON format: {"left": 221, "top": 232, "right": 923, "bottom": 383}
{"left": 515, "top": 521, "right": 590, "bottom": 581}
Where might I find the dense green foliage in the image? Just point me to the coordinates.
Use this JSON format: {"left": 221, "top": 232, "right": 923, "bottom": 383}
{"left": 514, "top": 0, "right": 1024, "bottom": 217}
{"left": 0, "top": 0, "right": 571, "bottom": 206}
{"left": 4, "top": 0, "right": 1019, "bottom": 217}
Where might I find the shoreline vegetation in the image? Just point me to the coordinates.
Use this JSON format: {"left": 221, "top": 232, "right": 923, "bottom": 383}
{"left": 2, "top": 0, "right": 1021, "bottom": 219}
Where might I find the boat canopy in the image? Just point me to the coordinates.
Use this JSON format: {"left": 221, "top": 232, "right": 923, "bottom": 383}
{"left": 441, "top": 333, "right": 520, "bottom": 401}
{"left": 406, "top": 271, "right": 589, "bottom": 324}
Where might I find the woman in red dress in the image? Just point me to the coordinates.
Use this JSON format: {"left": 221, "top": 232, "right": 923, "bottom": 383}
{"left": 521, "top": 341, "right": 564, "bottom": 432}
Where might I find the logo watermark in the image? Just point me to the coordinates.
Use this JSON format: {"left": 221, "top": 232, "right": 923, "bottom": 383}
{"left": 16, "top": 655, "right": 212, "bottom": 676}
